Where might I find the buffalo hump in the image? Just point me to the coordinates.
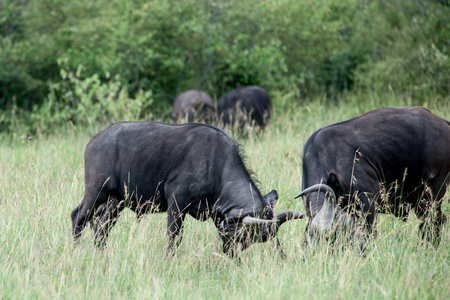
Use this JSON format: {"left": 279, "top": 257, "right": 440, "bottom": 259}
{"left": 217, "top": 85, "right": 272, "bottom": 131}
{"left": 171, "top": 90, "right": 216, "bottom": 123}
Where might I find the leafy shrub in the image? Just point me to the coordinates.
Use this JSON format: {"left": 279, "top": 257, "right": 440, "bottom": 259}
{"left": 28, "top": 61, "right": 153, "bottom": 134}
{"left": 0, "top": 0, "right": 449, "bottom": 135}
{"left": 353, "top": 0, "right": 450, "bottom": 97}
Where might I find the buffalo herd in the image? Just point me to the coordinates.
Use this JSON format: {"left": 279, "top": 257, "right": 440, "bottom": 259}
{"left": 170, "top": 86, "right": 272, "bottom": 132}
{"left": 72, "top": 92, "right": 450, "bottom": 257}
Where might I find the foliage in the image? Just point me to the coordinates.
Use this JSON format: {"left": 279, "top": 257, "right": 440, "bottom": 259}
{"left": 353, "top": 0, "right": 450, "bottom": 97}
{"left": 0, "top": 0, "right": 449, "bottom": 134}
{"left": 30, "top": 60, "right": 153, "bottom": 134}
{"left": 263, "top": 0, "right": 362, "bottom": 96}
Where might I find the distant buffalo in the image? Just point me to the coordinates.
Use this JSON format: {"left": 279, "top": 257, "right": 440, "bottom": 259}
{"left": 71, "top": 122, "right": 303, "bottom": 256}
{"left": 217, "top": 86, "right": 272, "bottom": 130}
{"left": 171, "top": 90, "right": 216, "bottom": 123}
{"left": 295, "top": 107, "right": 450, "bottom": 250}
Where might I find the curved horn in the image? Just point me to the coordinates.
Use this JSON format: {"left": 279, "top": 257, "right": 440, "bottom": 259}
{"left": 294, "top": 184, "right": 337, "bottom": 201}
{"left": 242, "top": 216, "right": 277, "bottom": 226}
{"left": 242, "top": 210, "right": 304, "bottom": 226}
{"left": 275, "top": 210, "right": 304, "bottom": 225}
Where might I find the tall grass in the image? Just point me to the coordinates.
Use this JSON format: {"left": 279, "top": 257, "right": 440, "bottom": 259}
{"left": 1, "top": 93, "right": 449, "bottom": 299}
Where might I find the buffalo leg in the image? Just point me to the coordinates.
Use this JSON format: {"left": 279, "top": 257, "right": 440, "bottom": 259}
{"left": 353, "top": 187, "right": 378, "bottom": 236}
{"left": 415, "top": 178, "right": 449, "bottom": 247}
{"left": 92, "top": 197, "right": 124, "bottom": 248}
{"left": 415, "top": 199, "right": 447, "bottom": 247}
{"left": 275, "top": 237, "right": 286, "bottom": 259}
{"left": 222, "top": 240, "right": 244, "bottom": 258}
{"left": 166, "top": 199, "right": 187, "bottom": 255}
{"left": 71, "top": 186, "right": 109, "bottom": 241}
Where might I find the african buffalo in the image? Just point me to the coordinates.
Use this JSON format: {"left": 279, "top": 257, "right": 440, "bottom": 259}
{"left": 171, "top": 90, "right": 216, "bottom": 123}
{"left": 71, "top": 122, "right": 303, "bottom": 256}
{"left": 295, "top": 107, "right": 450, "bottom": 250}
{"left": 217, "top": 86, "right": 272, "bottom": 131}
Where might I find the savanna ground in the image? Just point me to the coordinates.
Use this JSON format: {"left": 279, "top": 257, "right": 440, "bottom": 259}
{"left": 1, "top": 94, "right": 449, "bottom": 299}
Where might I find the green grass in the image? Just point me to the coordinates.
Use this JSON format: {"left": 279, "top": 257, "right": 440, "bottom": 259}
{"left": 1, "top": 93, "right": 449, "bottom": 299}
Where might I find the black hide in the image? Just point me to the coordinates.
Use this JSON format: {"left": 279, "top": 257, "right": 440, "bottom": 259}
{"left": 301, "top": 107, "right": 450, "bottom": 248}
{"left": 171, "top": 90, "right": 216, "bottom": 123}
{"left": 71, "top": 122, "right": 295, "bottom": 256}
{"left": 217, "top": 85, "right": 271, "bottom": 129}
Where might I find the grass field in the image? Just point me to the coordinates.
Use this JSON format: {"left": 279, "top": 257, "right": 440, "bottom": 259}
{"left": 1, "top": 94, "right": 449, "bottom": 299}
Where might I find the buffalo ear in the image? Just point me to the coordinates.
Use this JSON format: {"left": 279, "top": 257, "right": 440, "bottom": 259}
{"left": 264, "top": 190, "right": 279, "bottom": 208}
{"left": 327, "top": 172, "right": 343, "bottom": 198}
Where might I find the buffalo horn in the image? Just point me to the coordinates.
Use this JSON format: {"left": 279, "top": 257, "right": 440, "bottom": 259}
{"left": 242, "top": 216, "right": 276, "bottom": 226}
{"left": 242, "top": 210, "right": 304, "bottom": 226}
{"left": 294, "top": 184, "right": 337, "bottom": 201}
{"left": 275, "top": 210, "right": 304, "bottom": 224}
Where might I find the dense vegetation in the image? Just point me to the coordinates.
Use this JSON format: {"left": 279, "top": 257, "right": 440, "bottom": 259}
{"left": 1, "top": 2, "right": 449, "bottom": 296}
{"left": 1, "top": 0, "right": 449, "bottom": 134}
{"left": 1, "top": 96, "right": 449, "bottom": 298}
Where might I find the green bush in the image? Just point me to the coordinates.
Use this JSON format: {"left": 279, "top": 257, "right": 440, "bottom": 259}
{"left": 0, "top": 59, "right": 154, "bottom": 136}
{"left": 0, "top": 0, "right": 448, "bottom": 134}
{"left": 353, "top": 0, "right": 450, "bottom": 97}
{"left": 265, "top": 0, "right": 363, "bottom": 97}
{"left": 28, "top": 61, "right": 153, "bottom": 134}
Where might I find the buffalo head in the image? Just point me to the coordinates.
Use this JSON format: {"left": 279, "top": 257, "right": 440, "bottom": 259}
{"left": 295, "top": 184, "right": 366, "bottom": 251}
{"left": 218, "top": 190, "right": 304, "bottom": 256}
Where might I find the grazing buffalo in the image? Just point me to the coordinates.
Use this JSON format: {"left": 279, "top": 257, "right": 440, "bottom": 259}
{"left": 71, "top": 122, "right": 303, "bottom": 256}
{"left": 171, "top": 90, "right": 216, "bottom": 123}
{"left": 217, "top": 86, "right": 272, "bottom": 130}
{"left": 295, "top": 107, "right": 450, "bottom": 250}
